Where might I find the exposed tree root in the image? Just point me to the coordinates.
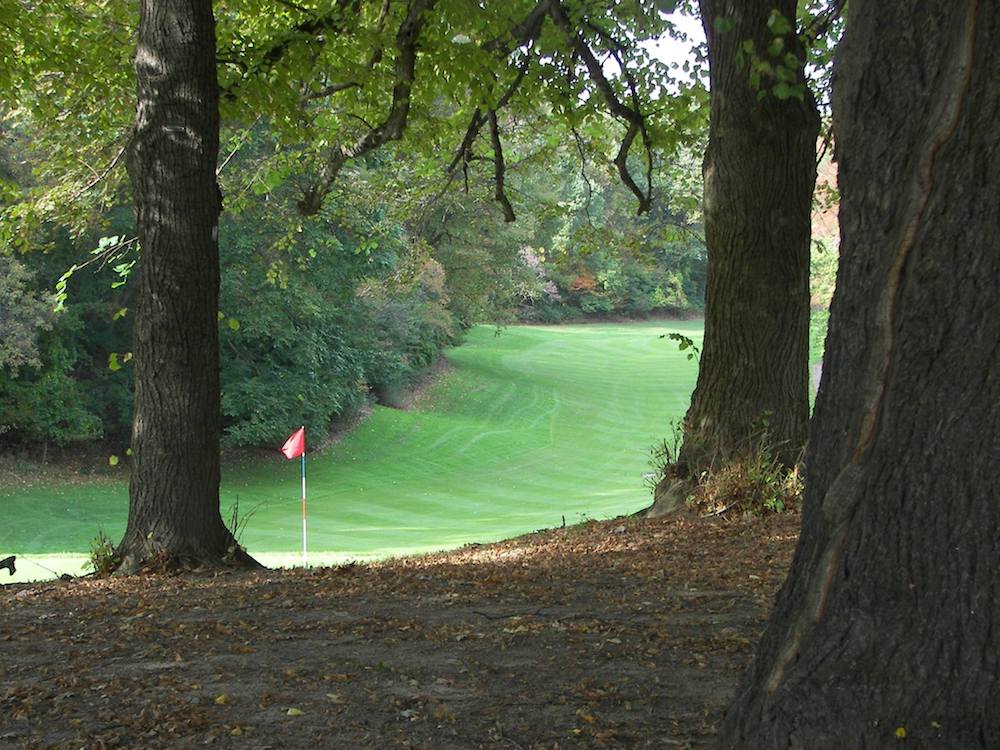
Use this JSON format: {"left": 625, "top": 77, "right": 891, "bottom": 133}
{"left": 112, "top": 540, "right": 264, "bottom": 577}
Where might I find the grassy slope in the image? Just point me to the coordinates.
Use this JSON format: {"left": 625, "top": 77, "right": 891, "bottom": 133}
{"left": 1, "top": 322, "right": 701, "bottom": 580}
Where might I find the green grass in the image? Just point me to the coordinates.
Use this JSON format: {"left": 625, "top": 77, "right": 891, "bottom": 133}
{"left": 1, "top": 322, "right": 702, "bottom": 582}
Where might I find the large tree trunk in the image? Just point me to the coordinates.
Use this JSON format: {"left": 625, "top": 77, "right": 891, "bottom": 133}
{"left": 672, "top": 0, "right": 818, "bottom": 479}
{"left": 718, "top": 1, "right": 999, "bottom": 746}
{"left": 119, "top": 0, "right": 256, "bottom": 573}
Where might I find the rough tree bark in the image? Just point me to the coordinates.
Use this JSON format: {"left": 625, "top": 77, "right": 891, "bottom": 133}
{"left": 661, "top": 0, "right": 818, "bottom": 492}
{"left": 119, "top": 0, "right": 257, "bottom": 573}
{"left": 718, "top": 0, "right": 999, "bottom": 746}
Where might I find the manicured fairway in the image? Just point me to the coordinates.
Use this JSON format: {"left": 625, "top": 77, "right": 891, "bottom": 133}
{"left": 1, "top": 322, "right": 701, "bottom": 581}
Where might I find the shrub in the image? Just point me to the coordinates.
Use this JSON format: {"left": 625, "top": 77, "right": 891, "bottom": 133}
{"left": 86, "top": 529, "right": 118, "bottom": 576}
{"left": 647, "top": 422, "right": 803, "bottom": 517}
{"left": 685, "top": 448, "right": 803, "bottom": 516}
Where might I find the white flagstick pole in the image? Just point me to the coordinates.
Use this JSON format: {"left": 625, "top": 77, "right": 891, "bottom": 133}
{"left": 300, "top": 447, "right": 308, "bottom": 567}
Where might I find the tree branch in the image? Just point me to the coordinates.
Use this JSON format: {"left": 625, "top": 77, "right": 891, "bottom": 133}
{"left": 446, "top": 109, "right": 487, "bottom": 175}
{"left": 547, "top": 0, "right": 653, "bottom": 214}
{"left": 302, "top": 80, "right": 361, "bottom": 102}
{"left": 366, "top": 0, "right": 393, "bottom": 69}
{"left": 440, "top": 46, "right": 533, "bottom": 216}
{"left": 581, "top": 17, "right": 654, "bottom": 202}
{"left": 570, "top": 125, "right": 594, "bottom": 223}
{"left": 804, "top": 0, "right": 847, "bottom": 43}
{"left": 488, "top": 110, "right": 515, "bottom": 222}
{"left": 482, "top": 0, "right": 552, "bottom": 54}
{"left": 220, "top": 0, "right": 360, "bottom": 100}
{"left": 217, "top": 116, "right": 263, "bottom": 175}
{"left": 298, "top": 0, "right": 436, "bottom": 215}
{"left": 71, "top": 135, "right": 133, "bottom": 200}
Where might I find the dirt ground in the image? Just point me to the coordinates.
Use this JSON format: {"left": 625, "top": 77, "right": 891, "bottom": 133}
{"left": 1, "top": 513, "right": 800, "bottom": 750}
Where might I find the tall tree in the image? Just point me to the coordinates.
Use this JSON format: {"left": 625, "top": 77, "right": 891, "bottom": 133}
{"left": 656, "top": 0, "right": 819, "bottom": 503}
{"left": 118, "top": 0, "right": 254, "bottom": 572}
{"left": 718, "top": 0, "right": 999, "bottom": 745}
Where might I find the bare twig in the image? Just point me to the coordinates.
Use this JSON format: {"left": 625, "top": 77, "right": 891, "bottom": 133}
{"left": 471, "top": 607, "right": 549, "bottom": 620}
{"left": 71, "top": 136, "right": 132, "bottom": 200}
{"left": 217, "top": 116, "right": 262, "bottom": 175}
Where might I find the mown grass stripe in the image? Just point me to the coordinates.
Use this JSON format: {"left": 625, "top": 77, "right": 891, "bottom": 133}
{"left": 0, "top": 321, "right": 701, "bottom": 582}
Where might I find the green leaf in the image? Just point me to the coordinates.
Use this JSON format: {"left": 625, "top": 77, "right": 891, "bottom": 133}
{"left": 108, "top": 352, "right": 121, "bottom": 371}
{"left": 766, "top": 10, "right": 793, "bottom": 36}
{"left": 228, "top": 317, "right": 241, "bottom": 331}
{"left": 775, "top": 66, "right": 797, "bottom": 82}
{"left": 713, "top": 16, "right": 735, "bottom": 34}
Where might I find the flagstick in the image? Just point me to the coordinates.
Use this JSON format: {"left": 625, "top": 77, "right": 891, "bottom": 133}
{"left": 300, "top": 450, "right": 308, "bottom": 567}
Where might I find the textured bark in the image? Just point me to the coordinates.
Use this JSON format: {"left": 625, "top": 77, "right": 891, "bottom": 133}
{"left": 120, "top": 0, "right": 256, "bottom": 573}
{"left": 676, "top": 0, "right": 818, "bottom": 474}
{"left": 718, "top": 1, "right": 999, "bottom": 746}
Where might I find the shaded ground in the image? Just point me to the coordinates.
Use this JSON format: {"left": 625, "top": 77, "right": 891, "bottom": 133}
{"left": 1, "top": 513, "right": 799, "bottom": 749}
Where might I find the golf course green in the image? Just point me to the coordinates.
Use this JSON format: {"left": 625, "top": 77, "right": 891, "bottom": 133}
{"left": 1, "top": 321, "right": 701, "bottom": 582}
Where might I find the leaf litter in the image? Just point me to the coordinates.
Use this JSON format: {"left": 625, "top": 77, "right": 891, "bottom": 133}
{"left": 0, "top": 513, "right": 799, "bottom": 749}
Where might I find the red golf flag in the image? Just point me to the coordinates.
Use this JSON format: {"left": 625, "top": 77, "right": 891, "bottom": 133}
{"left": 281, "top": 426, "right": 306, "bottom": 460}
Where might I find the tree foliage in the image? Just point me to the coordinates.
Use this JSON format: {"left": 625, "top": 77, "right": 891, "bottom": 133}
{"left": 0, "top": 254, "right": 52, "bottom": 373}
{"left": 3, "top": 0, "right": 708, "bottom": 243}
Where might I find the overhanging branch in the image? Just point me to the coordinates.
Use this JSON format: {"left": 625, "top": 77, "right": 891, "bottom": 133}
{"left": 483, "top": 0, "right": 552, "bottom": 54}
{"left": 298, "top": 0, "right": 436, "bottom": 215}
{"left": 488, "top": 110, "right": 515, "bottom": 222}
{"left": 548, "top": 0, "right": 653, "bottom": 214}
{"left": 437, "top": 43, "right": 532, "bottom": 218}
{"left": 220, "top": 0, "right": 360, "bottom": 100}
